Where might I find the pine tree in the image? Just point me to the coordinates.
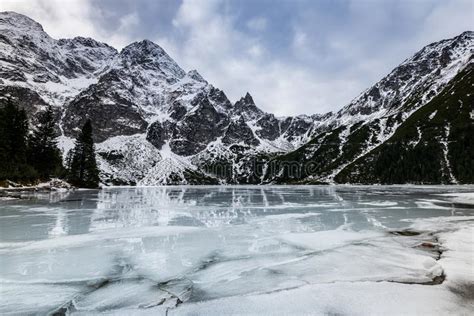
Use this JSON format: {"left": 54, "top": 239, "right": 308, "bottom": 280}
{"left": 67, "top": 120, "right": 100, "bottom": 188}
{"left": 28, "top": 105, "right": 63, "bottom": 180}
{"left": 0, "top": 100, "right": 37, "bottom": 182}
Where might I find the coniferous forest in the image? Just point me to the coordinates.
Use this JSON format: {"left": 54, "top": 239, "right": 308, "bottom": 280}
{"left": 0, "top": 100, "right": 99, "bottom": 188}
{"left": 0, "top": 100, "right": 39, "bottom": 183}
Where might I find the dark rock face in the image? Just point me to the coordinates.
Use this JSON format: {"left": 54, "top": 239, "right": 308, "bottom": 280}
{"left": 367, "top": 86, "right": 381, "bottom": 102}
{"left": 281, "top": 116, "right": 315, "bottom": 142}
{"left": 0, "top": 86, "right": 46, "bottom": 114}
{"left": 256, "top": 114, "right": 281, "bottom": 141}
{"left": 0, "top": 69, "right": 26, "bottom": 81}
{"left": 146, "top": 121, "right": 174, "bottom": 149}
{"left": 0, "top": 86, "right": 63, "bottom": 135}
{"left": 223, "top": 116, "right": 260, "bottom": 146}
{"left": 208, "top": 87, "right": 232, "bottom": 111}
{"left": 63, "top": 91, "right": 148, "bottom": 142}
{"left": 170, "top": 94, "right": 229, "bottom": 155}
{"left": 169, "top": 102, "right": 187, "bottom": 120}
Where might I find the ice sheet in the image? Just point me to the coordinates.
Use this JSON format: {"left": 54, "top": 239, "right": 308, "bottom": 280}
{"left": 0, "top": 186, "right": 473, "bottom": 314}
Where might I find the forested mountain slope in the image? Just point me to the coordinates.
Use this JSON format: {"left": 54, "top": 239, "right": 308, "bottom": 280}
{"left": 262, "top": 32, "right": 473, "bottom": 184}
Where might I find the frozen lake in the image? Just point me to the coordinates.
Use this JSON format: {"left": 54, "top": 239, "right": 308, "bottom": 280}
{"left": 1, "top": 186, "right": 473, "bottom": 315}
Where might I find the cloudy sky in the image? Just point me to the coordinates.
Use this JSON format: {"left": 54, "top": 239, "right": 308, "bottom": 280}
{"left": 1, "top": 0, "right": 472, "bottom": 116}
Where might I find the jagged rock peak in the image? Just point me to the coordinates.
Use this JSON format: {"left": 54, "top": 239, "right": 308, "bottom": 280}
{"left": 233, "top": 92, "right": 264, "bottom": 120}
{"left": 234, "top": 92, "right": 257, "bottom": 108}
{"left": 0, "top": 11, "right": 45, "bottom": 33}
{"left": 120, "top": 39, "right": 175, "bottom": 63}
{"left": 120, "top": 39, "right": 186, "bottom": 78}
{"left": 452, "top": 30, "right": 473, "bottom": 43}
{"left": 243, "top": 92, "right": 254, "bottom": 103}
{"left": 121, "top": 39, "right": 166, "bottom": 54}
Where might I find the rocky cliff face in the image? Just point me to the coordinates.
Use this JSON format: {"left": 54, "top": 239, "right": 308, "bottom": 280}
{"left": 1, "top": 11, "right": 472, "bottom": 185}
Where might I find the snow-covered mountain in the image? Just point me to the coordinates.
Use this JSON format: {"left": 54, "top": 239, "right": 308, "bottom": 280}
{"left": 264, "top": 31, "right": 473, "bottom": 184}
{"left": 0, "top": 11, "right": 472, "bottom": 185}
{"left": 0, "top": 12, "right": 321, "bottom": 185}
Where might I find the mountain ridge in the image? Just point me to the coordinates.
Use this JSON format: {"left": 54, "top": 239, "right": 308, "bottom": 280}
{"left": 0, "top": 11, "right": 472, "bottom": 185}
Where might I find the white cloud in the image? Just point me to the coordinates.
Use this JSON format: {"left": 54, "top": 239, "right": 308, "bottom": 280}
{"left": 108, "top": 12, "right": 140, "bottom": 48}
{"left": 416, "top": 0, "right": 473, "bottom": 45}
{"left": 1, "top": 0, "right": 96, "bottom": 38}
{"left": 161, "top": 0, "right": 353, "bottom": 116}
{"left": 3, "top": 0, "right": 331, "bottom": 115}
{"left": 0, "top": 0, "right": 134, "bottom": 48}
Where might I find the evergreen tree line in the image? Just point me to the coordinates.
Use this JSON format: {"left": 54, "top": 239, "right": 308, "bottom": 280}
{"left": 0, "top": 100, "right": 100, "bottom": 188}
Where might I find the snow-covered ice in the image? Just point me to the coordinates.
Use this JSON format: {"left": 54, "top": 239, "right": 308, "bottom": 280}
{"left": 0, "top": 185, "right": 473, "bottom": 315}
{"left": 437, "top": 192, "right": 474, "bottom": 206}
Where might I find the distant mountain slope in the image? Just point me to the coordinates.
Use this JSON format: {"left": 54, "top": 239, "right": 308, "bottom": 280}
{"left": 336, "top": 62, "right": 473, "bottom": 184}
{"left": 0, "top": 11, "right": 472, "bottom": 184}
{"left": 263, "top": 31, "right": 473, "bottom": 184}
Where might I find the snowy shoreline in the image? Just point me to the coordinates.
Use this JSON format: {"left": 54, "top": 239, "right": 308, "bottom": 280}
{"left": 0, "top": 179, "right": 75, "bottom": 200}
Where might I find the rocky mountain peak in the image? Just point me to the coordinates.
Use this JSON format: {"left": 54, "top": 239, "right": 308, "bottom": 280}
{"left": 455, "top": 30, "right": 473, "bottom": 42}
{"left": 243, "top": 92, "right": 256, "bottom": 104}
{"left": 120, "top": 39, "right": 186, "bottom": 79}
{"left": 0, "top": 11, "right": 54, "bottom": 49}
{"left": 0, "top": 11, "right": 121, "bottom": 108}
{"left": 0, "top": 11, "right": 45, "bottom": 33}
{"left": 121, "top": 39, "right": 165, "bottom": 55}
{"left": 337, "top": 30, "right": 473, "bottom": 121}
